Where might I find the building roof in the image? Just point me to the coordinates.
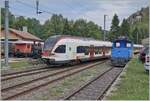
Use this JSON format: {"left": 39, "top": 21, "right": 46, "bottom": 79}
{"left": 9, "top": 28, "right": 42, "bottom": 41}
{"left": 1, "top": 27, "right": 42, "bottom": 42}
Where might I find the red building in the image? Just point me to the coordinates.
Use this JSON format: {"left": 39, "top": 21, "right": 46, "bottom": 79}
{"left": 1, "top": 27, "right": 43, "bottom": 57}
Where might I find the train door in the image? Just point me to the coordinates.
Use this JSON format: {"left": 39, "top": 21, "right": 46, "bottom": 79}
{"left": 54, "top": 45, "right": 67, "bottom": 61}
{"left": 67, "top": 42, "right": 75, "bottom": 60}
{"left": 89, "top": 45, "right": 94, "bottom": 59}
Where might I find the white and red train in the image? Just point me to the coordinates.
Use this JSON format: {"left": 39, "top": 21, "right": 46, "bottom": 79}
{"left": 41, "top": 35, "right": 143, "bottom": 65}
{"left": 42, "top": 35, "right": 112, "bottom": 65}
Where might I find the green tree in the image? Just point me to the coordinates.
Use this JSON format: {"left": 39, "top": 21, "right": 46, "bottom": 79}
{"left": 14, "top": 16, "right": 27, "bottom": 30}
{"left": 63, "top": 18, "right": 72, "bottom": 35}
{"left": 129, "top": 7, "right": 149, "bottom": 43}
{"left": 120, "top": 19, "right": 130, "bottom": 37}
{"left": 131, "top": 27, "right": 139, "bottom": 43}
{"left": 73, "top": 19, "right": 87, "bottom": 36}
{"left": 86, "top": 21, "right": 102, "bottom": 39}
{"left": 109, "top": 14, "right": 120, "bottom": 41}
{"left": 43, "top": 14, "right": 65, "bottom": 38}
{"left": 50, "top": 14, "right": 65, "bottom": 34}
{"left": 1, "top": 8, "right": 16, "bottom": 28}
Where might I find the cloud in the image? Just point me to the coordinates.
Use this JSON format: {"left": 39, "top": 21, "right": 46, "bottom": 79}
{"left": 0, "top": 0, "right": 149, "bottom": 29}
{"left": 76, "top": 0, "right": 149, "bottom": 30}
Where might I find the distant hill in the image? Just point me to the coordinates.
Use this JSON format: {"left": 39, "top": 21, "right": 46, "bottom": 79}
{"left": 127, "top": 7, "right": 149, "bottom": 43}
{"left": 127, "top": 7, "right": 149, "bottom": 25}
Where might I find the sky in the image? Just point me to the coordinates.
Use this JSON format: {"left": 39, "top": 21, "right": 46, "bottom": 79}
{"left": 0, "top": 0, "right": 149, "bottom": 30}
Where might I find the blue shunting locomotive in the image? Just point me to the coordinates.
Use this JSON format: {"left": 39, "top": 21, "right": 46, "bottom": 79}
{"left": 111, "top": 37, "right": 133, "bottom": 67}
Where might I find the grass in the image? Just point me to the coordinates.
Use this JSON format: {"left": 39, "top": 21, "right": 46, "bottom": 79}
{"left": 1, "top": 59, "right": 32, "bottom": 69}
{"left": 9, "top": 61, "right": 32, "bottom": 68}
{"left": 1, "top": 58, "right": 44, "bottom": 69}
{"left": 107, "top": 58, "right": 149, "bottom": 100}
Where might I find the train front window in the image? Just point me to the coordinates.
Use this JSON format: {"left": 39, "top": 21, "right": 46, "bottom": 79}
{"left": 126, "top": 43, "right": 131, "bottom": 48}
{"left": 115, "top": 42, "right": 120, "bottom": 48}
{"left": 43, "top": 37, "right": 57, "bottom": 50}
{"left": 55, "top": 45, "right": 66, "bottom": 53}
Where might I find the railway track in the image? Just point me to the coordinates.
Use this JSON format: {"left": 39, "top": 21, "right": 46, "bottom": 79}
{"left": 1, "top": 66, "right": 49, "bottom": 77}
{"left": 2, "top": 60, "right": 107, "bottom": 100}
{"left": 1, "top": 67, "right": 56, "bottom": 81}
{"left": 1, "top": 62, "right": 91, "bottom": 91}
{"left": 64, "top": 67, "right": 123, "bottom": 100}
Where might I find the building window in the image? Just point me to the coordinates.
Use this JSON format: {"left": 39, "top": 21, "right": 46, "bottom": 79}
{"left": 55, "top": 45, "right": 66, "bottom": 53}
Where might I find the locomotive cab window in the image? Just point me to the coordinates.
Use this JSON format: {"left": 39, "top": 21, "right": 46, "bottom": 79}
{"left": 115, "top": 42, "right": 120, "bottom": 48}
{"left": 126, "top": 43, "right": 131, "bottom": 48}
{"left": 55, "top": 45, "right": 66, "bottom": 53}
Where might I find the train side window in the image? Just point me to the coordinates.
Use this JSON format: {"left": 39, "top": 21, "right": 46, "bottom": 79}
{"left": 85, "top": 47, "right": 89, "bottom": 55}
{"left": 77, "top": 46, "right": 85, "bottom": 53}
{"left": 55, "top": 45, "right": 66, "bottom": 53}
{"left": 95, "top": 47, "right": 99, "bottom": 54}
{"left": 115, "top": 42, "right": 120, "bottom": 48}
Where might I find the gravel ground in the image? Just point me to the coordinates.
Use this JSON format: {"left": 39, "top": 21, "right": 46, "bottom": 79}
{"left": 1, "top": 61, "right": 103, "bottom": 99}
{"left": 67, "top": 67, "right": 122, "bottom": 100}
{"left": 102, "top": 62, "right": 127, "bottom": 100}
{"left": 1, "top": 62, "right": 93, "bottom": 90}
{"left": 1, "top": 67, "right": 67, "bottom": 90}
{"left": 8, "top": 60, "right": 111, "bottom": 100}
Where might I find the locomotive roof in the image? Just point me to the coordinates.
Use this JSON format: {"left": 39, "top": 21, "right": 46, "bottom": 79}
{"left": 114, "top": 38, "right": 132, "bottom": 43}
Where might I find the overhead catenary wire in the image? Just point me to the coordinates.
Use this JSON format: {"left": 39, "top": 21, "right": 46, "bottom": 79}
{"left": 8, "top": 1, "right": 52, "bottom": 22}
{"left": 15, "top": 0, "right": 53, "bottom": 15}
{"left": 15, "top": 0, "right": 94, "bottom": 21}
{"left": 7, "top": 0, "right": 101, "bottom": 26}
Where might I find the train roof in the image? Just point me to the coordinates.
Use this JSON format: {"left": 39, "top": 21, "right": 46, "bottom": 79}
{"left": 47, "top": 35, "right": 97, "bottom": 41}
{"left": 46, "top": 35, "right": 112, "bottom": 47}
{"left": 133, "top": 44, "right": 144, "bottom": 48}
